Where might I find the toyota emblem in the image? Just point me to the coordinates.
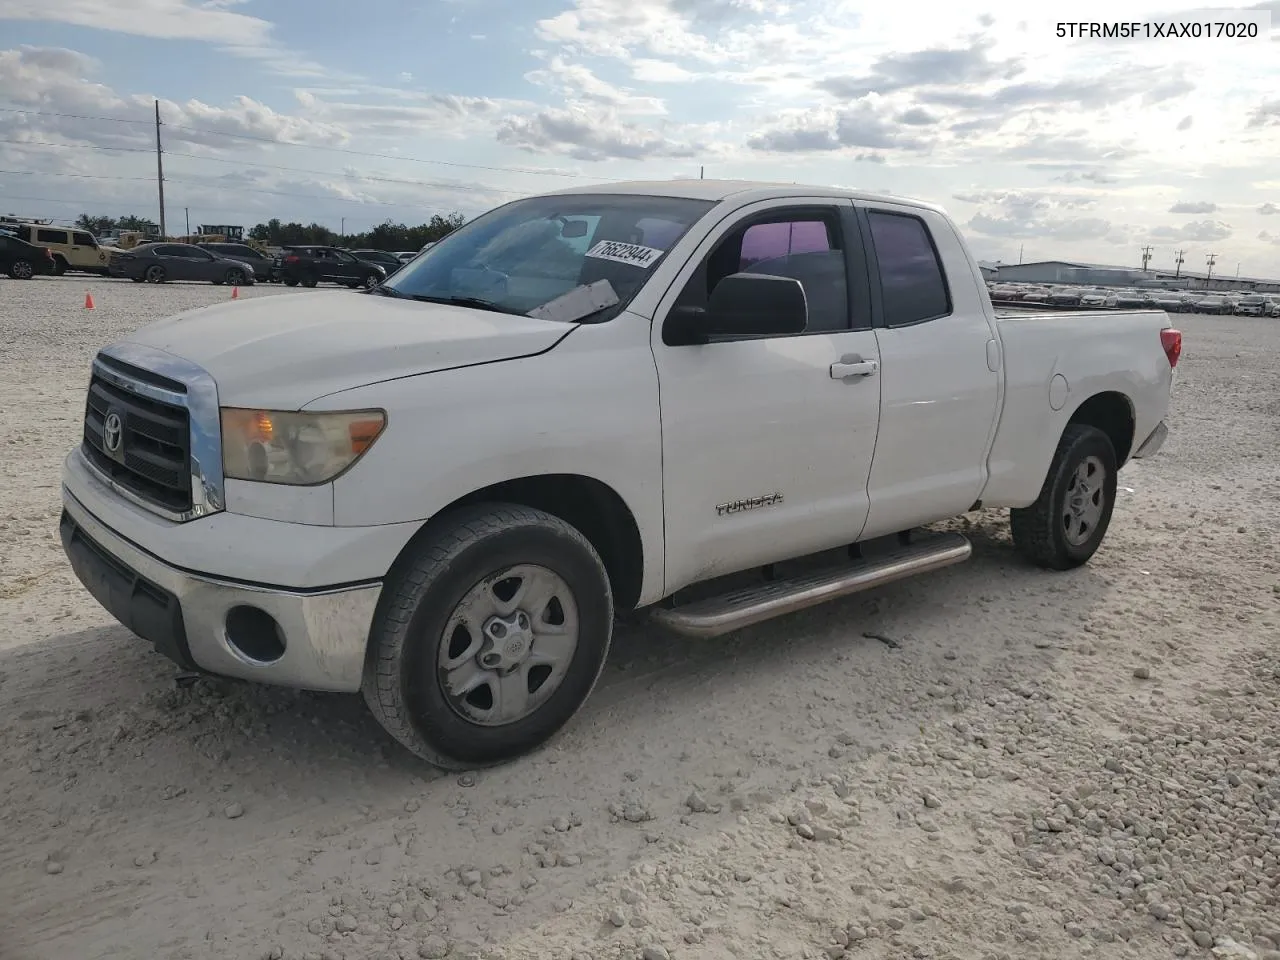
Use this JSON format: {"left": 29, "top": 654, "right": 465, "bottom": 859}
{"left": 102, "top": 412, "right": 123, "bottom": 454}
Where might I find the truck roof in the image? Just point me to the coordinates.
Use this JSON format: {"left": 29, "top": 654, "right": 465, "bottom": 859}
{"left": 540, "top": 178, "right": 945, "bottom": 214}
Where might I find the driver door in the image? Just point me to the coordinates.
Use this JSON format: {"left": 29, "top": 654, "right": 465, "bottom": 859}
{"left": 651, "top": 198, "right": 883, "bottom": 592}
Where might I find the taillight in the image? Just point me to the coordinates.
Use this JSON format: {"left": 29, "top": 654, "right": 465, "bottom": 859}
{"left": 1160, "top": 328, "right": 1182, "bottom": 368}
{"left": 285, "top": 255, "right": 299, "bottom": 263}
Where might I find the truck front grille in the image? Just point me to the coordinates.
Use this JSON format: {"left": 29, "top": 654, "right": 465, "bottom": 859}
{"left": 81, "top": 356, "right": 193, "bottom": 513}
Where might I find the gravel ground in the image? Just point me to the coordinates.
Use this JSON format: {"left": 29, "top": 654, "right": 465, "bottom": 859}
{"left": 0, "top": 275, "right": 1277, "bottom": 960}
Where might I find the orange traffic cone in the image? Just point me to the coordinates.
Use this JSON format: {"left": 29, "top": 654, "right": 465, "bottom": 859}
{"left": 84, "top": 292, "right": 95, "bottom": 309}
{"left": 231, "top": 286, "right": 239, "bottom": 300}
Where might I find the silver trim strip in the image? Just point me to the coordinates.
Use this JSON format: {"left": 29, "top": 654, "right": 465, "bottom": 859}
{"left": 92, "top": 341, "right": 225, "bottom": 522}
{"left": 651, "top": 533, "right": 972, "bottom": 638}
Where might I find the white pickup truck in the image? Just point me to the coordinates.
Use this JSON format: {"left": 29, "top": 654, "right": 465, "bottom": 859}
{"left": 60, "top": 180, "right": 1181, "bottom": 769}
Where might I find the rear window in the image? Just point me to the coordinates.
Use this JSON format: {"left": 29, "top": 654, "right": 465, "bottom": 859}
{"left": 866, "top": 211, "right": 951, "bottom": 327}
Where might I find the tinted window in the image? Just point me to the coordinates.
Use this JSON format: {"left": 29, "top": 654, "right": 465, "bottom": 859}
{"left": 0, "top": 236, "right": 15, "bottom": 251}
{"left": 73, "top": 232, "right": 95, "bottom": 246}
{"left": 37, "top": 229, "right": 65, "bottom": 244}
{"left": 867, "top": 211, "right": 950, "bottom": 326}
{"left": 676, "top": 213, "right": 851, "bottom": 334}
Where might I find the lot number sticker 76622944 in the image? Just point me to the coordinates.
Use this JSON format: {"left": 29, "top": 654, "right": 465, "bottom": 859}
{"left": 584, "top": 240, "right": 664, "bottom": 268}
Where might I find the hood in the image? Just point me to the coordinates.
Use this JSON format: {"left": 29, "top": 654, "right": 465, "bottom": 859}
{"left": 121, "top": 291, "right": 571, "bottom": 409}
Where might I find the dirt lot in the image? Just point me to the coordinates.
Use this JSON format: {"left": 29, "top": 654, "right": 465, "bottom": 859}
{"left": 0, "top": 276, "right": 1277, "bottom": 960}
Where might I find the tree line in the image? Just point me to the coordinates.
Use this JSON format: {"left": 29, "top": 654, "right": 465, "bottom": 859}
{"left": 73, "top": 213, "right": 467, "bottom": 251}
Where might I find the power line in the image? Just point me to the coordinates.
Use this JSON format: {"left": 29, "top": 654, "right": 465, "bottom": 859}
{"left": 0, "top": 104, "right": 625, "bottom": 181}
{"left": 0, "top": 137, "right": 529, "bottom": 193}
{"left": 0, "top": 168, "right": 153, "bottom": 181}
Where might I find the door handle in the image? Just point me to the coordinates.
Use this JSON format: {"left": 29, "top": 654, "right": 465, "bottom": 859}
{"left": 830, "top": 355, "right": 879, "bottom": 380}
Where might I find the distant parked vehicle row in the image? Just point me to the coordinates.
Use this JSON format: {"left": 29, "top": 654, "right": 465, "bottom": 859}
{"left": 199, "top": 242, "right": 277, "bottom": 282}
{"left": 988, "top": 281, "right": 1280, "bottom": 316}
{"left": 108, "top": 242, "right": 258, "bottom": 285}
{"left": 0, "top": 232, "right": 57, "bottom": 279}
{"left": 0, "top": 218, "right": 110, "bottom": 275}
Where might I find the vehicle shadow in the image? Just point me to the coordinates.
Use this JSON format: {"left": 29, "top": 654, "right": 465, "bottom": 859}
{"left": 0, "top": 510, "right": 1116, "bottom": 958}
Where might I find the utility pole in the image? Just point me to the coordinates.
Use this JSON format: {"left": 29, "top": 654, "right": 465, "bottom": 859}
{"left": 1174, "top": 249, "right": 1185, "bottom": 279}
{"left": 1141, "top": 245, "right": 1153, "bottom": 271}
{"left": 184, "top": 207, "right": 190, "bottom": 238}
{"left": 699, "top": 166, "right": 704, "bottom": 180}
{"left": 1018, "top": 243, "right": 1024, "bottom": 264}
{"left": 340, "top": 217, "right": 345, "bottom": 238}
{"left": 1205, "top": 252, "right": 1217, "bottom": 284}
{"left": 154, "top": 100, "right": 167, "bottom": 238}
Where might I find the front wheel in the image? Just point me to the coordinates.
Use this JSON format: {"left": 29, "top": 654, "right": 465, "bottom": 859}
{"left": 301, "top": 278, "right": 318, "bottom": 288}
{"left": 362, "top": 272, "right": 382, "bottom": 289}
{"left": 51, "top": 257, "right": 68, "bottom": 276}
{"left": 362, "top": 504, "right": 614, "bottom": 770}
{"left": 1010, "top": 424, "right": 1118, "bottom": 570}
{"left": 225, "top": 267, "right": 245, "bottom": 285}
{"left": 7, "top": 259, "right": 34, "bottom": 279}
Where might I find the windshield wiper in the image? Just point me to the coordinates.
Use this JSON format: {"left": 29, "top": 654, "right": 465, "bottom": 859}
{"left": 406, "top": 294, "right": 524, "bottom": 315}
{"left": 366, "top": 284, "right": 403, "bottom": 297}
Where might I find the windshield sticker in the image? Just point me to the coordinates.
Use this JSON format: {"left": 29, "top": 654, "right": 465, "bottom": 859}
{"left": 584, "top": 240, "right": 663, "bottom": 269}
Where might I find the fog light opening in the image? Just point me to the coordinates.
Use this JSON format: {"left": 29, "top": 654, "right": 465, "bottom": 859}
{"left": 224, "top": 605, "right": 286, "bottom": 664}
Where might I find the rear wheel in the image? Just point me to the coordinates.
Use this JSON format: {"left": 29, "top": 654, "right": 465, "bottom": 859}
{"left": 145, "top": 264, "right": 166, "bottom": 283}
{"left": 7, "top": 259, "right": 34, "bottom": 279}
{"left": 283, "top": 278, "right": 299, "bottom": 287}
{"left": 362, "top": 504, "right": 614, "bottom": 770}
{"left": 51, "top": 257, "right": 68, "bottom": 276}
{"left": 301, "top": 278, "right": 318, "bottom": 288}
{"left": 1010, "top": 424, "right": 1117, "bottom": 570}
{"left": 225, "top": 267, "right": 245, "bottom": 285}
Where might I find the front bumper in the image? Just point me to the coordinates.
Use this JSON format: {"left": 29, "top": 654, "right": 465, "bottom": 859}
{"left": 60, "top": 489, "right": 381, "bottom": 692}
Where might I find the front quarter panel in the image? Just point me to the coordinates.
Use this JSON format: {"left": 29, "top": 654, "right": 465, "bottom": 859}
{"left": 315, "top": 313, "right": 666, "bottom": 604}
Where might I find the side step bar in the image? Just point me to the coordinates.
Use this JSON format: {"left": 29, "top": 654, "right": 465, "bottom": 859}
{"left": 650, "top": 532, "right": 972, "bottom": 639}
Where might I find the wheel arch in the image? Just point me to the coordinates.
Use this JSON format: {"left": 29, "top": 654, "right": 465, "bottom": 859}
{"left": 1065, "top": 391, "right": 1135, "bottom": 467}
{"left": 387, "top": 473, "right": 645, "bottom": 614}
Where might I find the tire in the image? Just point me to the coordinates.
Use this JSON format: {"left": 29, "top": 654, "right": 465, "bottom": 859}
{"left": 225, "top": 268, "right": 245, "bottom": 285}
{"left": 362, "top": 503, "right": 614, "bottom": 770}
{"left": 362, "top": 272, "right": 381, "bottom": 289}
{"left": 52, "top": 257, "right": 67, "bottom": 276}
{"left": 283, "top": 278, "right": 299, "bottom": 287}
{"left": 1010, "top": 424, "right": 1118, "bottom": 571}
{"left": 301, "top": 279, "right": 318, "bottom": 288}
{"left": 7, "top": 259, "right": 34, "bottom": 280}
{"left": 145, "top": 264, "right": 166, "bottom": 283}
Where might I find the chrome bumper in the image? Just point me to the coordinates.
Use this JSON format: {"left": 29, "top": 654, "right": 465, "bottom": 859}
{"left": 61, "top": 488, "right": 381, "bottom": 692}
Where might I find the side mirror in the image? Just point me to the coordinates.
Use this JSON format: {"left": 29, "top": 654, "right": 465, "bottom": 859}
{"left": 666, "top": 272, "right": 808, "bottom": 345}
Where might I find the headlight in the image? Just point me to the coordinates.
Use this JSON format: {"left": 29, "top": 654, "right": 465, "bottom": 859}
{"left": 220, "top": 408, "right": 387, "bottom": 485}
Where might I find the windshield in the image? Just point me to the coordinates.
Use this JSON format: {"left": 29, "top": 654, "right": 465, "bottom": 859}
{"left": 378, "top": 193, "right": 713, "bottom": 321}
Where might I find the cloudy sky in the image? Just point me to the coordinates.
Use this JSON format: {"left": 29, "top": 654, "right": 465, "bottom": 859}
{"left": 1, "top": 0, "right": 1278, "bottom": 274}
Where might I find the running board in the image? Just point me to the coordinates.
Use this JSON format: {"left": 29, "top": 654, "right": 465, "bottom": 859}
{"left": 650, "top": 532, "right": 972, "bottom": 639}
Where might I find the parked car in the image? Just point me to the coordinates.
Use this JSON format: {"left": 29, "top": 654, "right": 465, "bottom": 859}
{"left": 278, "top": 246, "right": 386, "bottom": 289}
{"left": 418, "top": 241, "right": 436, "bottom": 254}
{"left": 1047, "top": 287, "right": 1083, "bottom": 306}
{"left": 395, "top": 250, "right": 418, "bottom": 264}
{"left": 60, "top": 179, "right": 1180, "bottom": 770}
{"left": 1233, "top": 295, "right": 1267, "bottom": 316}
{"left": 199, "top": 242, "right": 277, "bottom": 282}
{"left": 107, "top": 242, "right": 258, "bottom": 285}
{"left": 1019, "top": 287, "right": 1050, "bottom": 303}
{"left": 1113, "top": 293, "right": 1150, "bottom": 309}
{"left": 1148, "top": 294, "right": 1186, "bottom": 313}
{"left": 0, "top": 232, "right": 56, "bottom": 279}
{"left": 1079, "top": 290, "right": 1118, "bottom": 308}
{"left": 349, "top": 249, "right": 405, "bottom": 277}
{"left": 1191, "top": 295, "right": 1232, "bottom": 315}
{"left": 1, "top": 222, "right": 111, "bottom": 275}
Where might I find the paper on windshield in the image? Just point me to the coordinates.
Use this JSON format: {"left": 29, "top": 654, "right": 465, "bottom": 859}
{"left": 584, "top": 240, "right": 663, "bottom": 269}
{"left": 527, "top": 279, "right": 621, "bottom": 323}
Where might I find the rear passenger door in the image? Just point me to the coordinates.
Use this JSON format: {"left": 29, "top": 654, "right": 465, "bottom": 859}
{"left": 854, "top": 203, "right": 1001, "bottom": 539}
{"left": 652, "top": 199, "right": 883, "bottom": 591}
